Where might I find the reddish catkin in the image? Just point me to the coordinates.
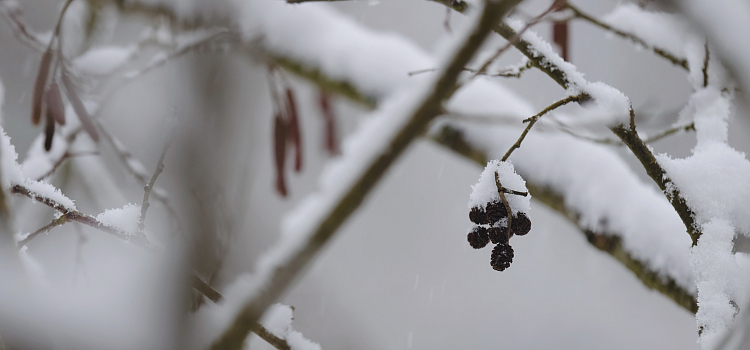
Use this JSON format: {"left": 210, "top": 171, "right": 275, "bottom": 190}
{"left": 45, "top": 80, "right": 66, "bottom": 125}
{"left": 318, "top": 92, "right": 339, "bottom": 155}
{"left": 553, "top": 20, "right": 569, "bottom": 62}
{"left": 44, "top": 108, "right": 55, "bottom": 151}
{"left": 274, "top": 113, "right": 288, "bottom": 197}
{"left": 31, "top": 48, "right": 53, "bottom": 126}
{"left": 285, "top": 88, "right": 303, "bottom": 172}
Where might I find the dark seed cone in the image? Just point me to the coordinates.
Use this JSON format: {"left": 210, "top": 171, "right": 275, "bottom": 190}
{"left": 487, "top": 227, "right": 509, "bottom": 245}
{"left": 485, "top": 200, "right": 507, "bottom": 223}
{"left": 491, "top": 243, "right": 514, "bottom": 272}
{"left": 467, "top": 226, "right": 490, "bottom": 249}
{"left": 469, "top": 206, "right": 488, "bottom": 225}
{"left": 511, "top": 212, "right": 532, "bottom": 236}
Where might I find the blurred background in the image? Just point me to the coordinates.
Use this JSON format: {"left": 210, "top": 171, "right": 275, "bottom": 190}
{"left": 4, "top": 0, "right": 748, "bottom": 348}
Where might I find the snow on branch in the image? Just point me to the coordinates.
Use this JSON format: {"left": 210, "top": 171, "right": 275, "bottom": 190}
{"left": 203, "top": 1, "right": 522, "bottom": 349}
{"left": 95, "top": 0, "right": 701, "bottom": 316}
{"left": 565, "top": 3, "right": 691, "bottom": 70}
{"left": 438, "top": 0, "right": 702, "bottom": 245}
{"left": 244, "top": 26, "right": 699, "bottom": 311}
{"left": 429, "top": 122, "right": 697, "bottom": 312}
{"left": 10, "top": 183, "right": 152, "bottom": 248}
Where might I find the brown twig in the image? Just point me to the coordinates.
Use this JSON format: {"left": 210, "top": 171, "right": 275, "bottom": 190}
{"left": 16, "top": 215, "right": 67, "bottom": 248}
{"left": 139, "top": 136, "right": 173, "bottom": 232}
{"left": 501, "top": 94, "right": 583, "bottom": 161}
{"left": 702, "top": 41, "right": 710, "bottom": 88}
{"left": 36, "top": 151, "right": 99, "bottom": 181}
{"left": 494, "top": 172, "right": 513, "bottom": 239}
{"left": 473, "top": 0, "right": 565, "bottom": 77}
{"left": 10, "top": 184, "right": 151, "bottom": 248}
{"left": 564, "top": 3, "right": 689, "bottom": 70}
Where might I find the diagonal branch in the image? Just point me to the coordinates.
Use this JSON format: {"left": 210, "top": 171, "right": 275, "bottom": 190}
{"left": 563, "top": 3, "right": 689, "bottom": 69}
{"left": 209, "top": 1, "right": 523, "bottom": 349}
{"left": 10, "top": 184, "right": 152, "bottom": 248}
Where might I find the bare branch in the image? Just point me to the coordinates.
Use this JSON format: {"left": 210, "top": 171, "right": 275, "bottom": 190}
{"left": 564, "top": 3, "right": 689, "bottom": 70}
{"left": 501, "top": 94, "right": 583, "bottom": 161}
{"left": 36, "top": 151, "right": 99, "bottom": 181}
{"left": 16, "top": 216, "right": 67, "bottom": 248}
{"left": 139, "top": 137, "right": 173, "bottom": 232}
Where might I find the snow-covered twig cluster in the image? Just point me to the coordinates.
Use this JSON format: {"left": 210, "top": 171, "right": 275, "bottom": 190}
{"left": 2, "top": 0, "right": 750, "bottom": 349}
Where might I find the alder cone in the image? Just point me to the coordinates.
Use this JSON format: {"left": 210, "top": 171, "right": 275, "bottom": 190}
{"left": 469, "top": 206, "right": 488, "bottom": 225}
{"left": 485, "top": 200, "right": 507, "bottom": 223}
{"left": 511, "top": 212, "right": 532, "bottom": 236}
{"left": 490, "top": 243, "right": 514, "bottom": 272}
{"left": 467, "top": 226, "right": 490, "bottom": 249}
{"left": 487, "top": 226, "right": 509, "bottom": 245}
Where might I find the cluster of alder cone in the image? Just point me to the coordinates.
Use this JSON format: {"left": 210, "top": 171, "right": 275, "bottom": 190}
{"left": 269, "top": 66, "right": 339, "bottom": 197}
{"left": 468, "top": 199, "right": 531, "bottom": 271}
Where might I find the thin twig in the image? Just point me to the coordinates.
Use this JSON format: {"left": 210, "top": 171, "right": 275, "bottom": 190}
{"left": 494, "top": 172, "right": 513, "bottom": 239}
{"left": 98, "top": 123, "right": 184, "bottom": 236}
{"left": 10, "top": 184, "right": 152, "bottom": 248}
{"left": 139, "top": 136, "right": 173, "bottom": 232}
{"left": 702, "top": 40, "right": 710, "bottom": 88}
{"left": 16, "top": 215, "right": 67, "bottom": 248}
{"left": 409, "top": 59, "right": 532, "bottom": 78}
{"left": 564, "top": 3, "right": 689, "bottom": 69}
{"left": 644, "top": 123, "right": 695, "bottom": 144}
{"left": 502, "top": 94, "right": 583, "bottom": 161}
{"left": 473, "top": 0, "right": 564, "bottom": 77}
{"left": 36, "top": 151, "right": 99, "bottom": 181}
{"left": 0, "top": 1, "right": 46, "bottom": 52}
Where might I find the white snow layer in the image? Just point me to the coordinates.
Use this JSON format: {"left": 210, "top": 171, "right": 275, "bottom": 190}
{"left": 468, "top": 160, "right": 530, "bottom": 215}
{"left": 0, "top": 84, "right": 23, "bottom": 188}
{"left": 22, "top": 179, "right": 76, "bottom": 212}
{"left": 505, "top": 18, "right": 631, "bottom": 125}
{"left": 96, "top": 204, "right": 142, "bottom": 236}
{"left": 657, "top": 87, "right": 750, "bottom": 348}
{"left": 261, "top": 304, "right": 322, "bottom": 350}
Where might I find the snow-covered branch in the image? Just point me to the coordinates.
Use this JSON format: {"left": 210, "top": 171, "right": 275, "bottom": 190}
{"left": 10, "top": 183, "right": 152, "bottom": 248}
{"left": 438, "top": 0, "right": 702, "bottom": 245}
{"left": 207, "top": 1, "right": 522, "bottom": 349}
